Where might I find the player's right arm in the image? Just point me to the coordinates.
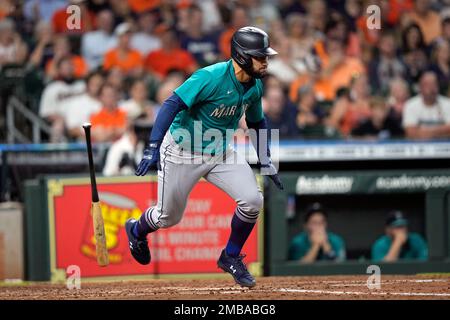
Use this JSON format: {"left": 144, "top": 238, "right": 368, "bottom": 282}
{"left": 135, "top": 69, "right": 213, "bottom": 176}
{"left": 135, "top": 93, "right": 187, "bottom": 175}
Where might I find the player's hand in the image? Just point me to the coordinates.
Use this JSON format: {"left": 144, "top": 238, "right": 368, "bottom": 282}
{"left": 310, "top": 229, "right": 326, "bottom": 245}
{"left": 135, "top": 142, "right": 161, "bottom": 176}
{"left": 260, "top": 162, "right": 284, "bottom": 190}
{"left": 392, "top": 228, "right": 408, "bottom": 245}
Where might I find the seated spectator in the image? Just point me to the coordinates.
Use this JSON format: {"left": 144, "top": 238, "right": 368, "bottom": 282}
{"left": 103, "top": 22, "right": 144, "bottom": 77}
{"left": 51, "top": 0, "right": 95, "bottom": 35}
{"left": 428, "top": 39, "right": 450, "bottom": 95}
{"left": 263, "top": 86, "right": 299, "bottom": 138}
{"left": 24, "top": 0, "right": 67, "bottom": 24}
{"left": 219, "top": 5, "right": 249, "bottom": 59}
{"left": 0, "top": 18, "right": 28, "bottom": 67}
{"left": 267, "top": 37, "right": 299, "bottom": 86}
{"left": 130, "top": 9, "right": 161, "bottom": 57}
{"left": 372, "top": 210, "right": 428, "bottom": 262}
{"left": 386, "top": 77, "right": 411, "bottom": 119}
{"left": 179, "top": 4, "right": 220, "bottom": 67}
{"left": 402, "top": 0, "right": 442, "bottom": 45}
{"left": 102, "top": 119, "right": 151, "bottom": 176}
{"left": 369, "top": 32, "right": 407, "bottom": 95}
{"left": 285, "top": 13, "right": 315, "bottom": 67}
{"left": 289, "top": 203, "right": 346, "bottom": 263}
{"left": 64, "top": 71, "right": 105, "bottom": 140}
{"left": 278, "top": 0, "right": 306, "bottom": 19}
{"left": 401, "top": 23, "right": 430, "bottom": 87}
{"left": 326, "top": 74, "right": 371, "bottom": 137}
{"left": 196, "top": 0, "right": 223, "bottom": 32}
{"left": 306, "top": 0, "right": 327, "bottom": 35}
{"left": 120, "top": 78, "right": 155, "bottom": 122}
{"left": 351, "top": 97, "right": 404, "bottom": 140}
{"left": 127, "top": 0, "right": 160, "bottom": 14}
{"left": 28, "top": 21, "right": 54, "bottom": 70}
{"left": 243, "top": 0, "right": 280, "bottom": 33}
{"left": 109, "top": 0, "right": 134, "bottom": 23}
{"left": 434, "top": 16, "right": 450, "bottom": 44}
{"left": 46, "top": 35, "right": 88, "bottom": 80}
{"left": 296, "top": 86, "right": 326, "bottom": 134}
{"left": 289, "top": 37, "right": 365, "bottom": 103}
{"left": 145, "top": 25, "right": 198, "bottom": 79}
{"left": 105, "top": 67, "right": 125, "bottom": 98}
{"left": 403, "top": 71, "right": 450, "bottom": 139}
{"left": 325, "top": 14, "right": 361, "bottom": 58}
{"left": 39, "top": 57, "right": 86, "bottom": 142}
{"left": 81, "top": 9, "right": 117, "bottom": 70}
{"left": 90, "top": 84, "right": 127, "bottom": 142}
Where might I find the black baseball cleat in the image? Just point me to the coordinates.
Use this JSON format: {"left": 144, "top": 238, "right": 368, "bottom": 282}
{"left": 217, "top": 249, "right": 256, "bottom": 288}
{"left": 125, "top": 218, "right": 151, "bottom": 265}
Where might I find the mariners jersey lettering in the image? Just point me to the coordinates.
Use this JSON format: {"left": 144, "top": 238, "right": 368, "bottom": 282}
{"left": 171, "top": 60, "right": 264, "bottom": 154}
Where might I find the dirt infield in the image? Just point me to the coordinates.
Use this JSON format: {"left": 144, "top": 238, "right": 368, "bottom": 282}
{"left": 1, "top": 275, "right": 449, "bottom": 300}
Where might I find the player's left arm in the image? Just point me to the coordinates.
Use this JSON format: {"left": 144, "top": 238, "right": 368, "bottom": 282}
{"left": 245, "top": 87, "right": 283, "bottom": 190}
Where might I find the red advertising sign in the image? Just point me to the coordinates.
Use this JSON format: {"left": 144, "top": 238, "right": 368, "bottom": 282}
{"left": 46, "top": 176, "right": 262, "bottom": 280}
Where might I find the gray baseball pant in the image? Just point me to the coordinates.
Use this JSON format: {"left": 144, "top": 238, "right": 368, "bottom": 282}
{"left": 142, "top": 132, "right": 263, "bottom": 230}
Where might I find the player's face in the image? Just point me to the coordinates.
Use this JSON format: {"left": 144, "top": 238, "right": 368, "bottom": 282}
{"left": 251, "top": 56, "right": 269, "bottom": 77}
{"left": 305, "top": 213, "right": 327, "bottom": 234}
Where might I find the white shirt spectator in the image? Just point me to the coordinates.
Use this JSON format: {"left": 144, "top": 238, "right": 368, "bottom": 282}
{"left": 198, "top": 0, "right": 223, "bottom": 32}
{"left": 81, "top": 31, "right": 117, "bottom": 70}
{"left": 103, "top": 134, "right": 143, "bottom": 176}
{"left": 403, "top": 95, "right": 450, "bottom": 128}
{"left": 248, "top": 3, "right": 280, "bottom": 33}
{"left": 119, "top": 99, "right": 154, "bottom": 121}
{"left": 0, "top": 42, "right": 16, "bottom": 64}
{"left": 39, "top": 80, "right": 86, "bottom": 118}
{"left": 64, "top": 93, "right": 102, "bottom": 131}
{"left": 267, "top": 59, "right": 299, "bottom": 85}
{"left": 130, "top": 32, "right": 161, "bottom": 57}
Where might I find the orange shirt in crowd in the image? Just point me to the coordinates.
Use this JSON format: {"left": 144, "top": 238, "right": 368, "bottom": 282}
{"left": 405, "top": 10, "right": 442, "bottom": 44}
{"left": 145, "top": 48, "right": 196, "bottom": 78}
{"left": 90, "top": 107, "right": 127, "bottom": 132}
{"left": 356, "top": 16, "right": 380, "bottom": 46}
{"left": 340, "top": 101, "right": 372, "bottom": 136}
{"left": 45, "top": 55, "right": 88, "bottom": 79}
{"left": 103, "top": 48, "right": 143, "bottom": 74}
{"left": 219, "top": 28, "right": 235, "bottom": 59}
{"left": 387, "top": 0, "right": 413, "bottom": 26}
{"left": 52, "top": 7, "right": 95, "bottom": 34}
{"left": 290, "top": 41, "right": 365, "bottom": 102}
{"left": 128, "top": 0, "right": 160, "bottom": 13}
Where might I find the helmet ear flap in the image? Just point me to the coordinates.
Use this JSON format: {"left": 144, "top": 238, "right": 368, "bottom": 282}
{"left": 231, "top": 38, "right": 253, "bottom": 74}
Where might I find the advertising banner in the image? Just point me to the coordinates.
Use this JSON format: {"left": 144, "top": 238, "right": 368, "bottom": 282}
{"left": 295, "top": 170, "right": 450, "bottom": 195}
{"left": 46, "top": 176, "right": 262, "bottom": 280}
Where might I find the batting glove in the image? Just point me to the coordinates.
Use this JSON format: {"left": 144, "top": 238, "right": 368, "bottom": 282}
{"left": 135, "top": 142, "right": 161, "bottom": 176}
{"left": 260, "top": 161, "right": 284, "bottom": 190}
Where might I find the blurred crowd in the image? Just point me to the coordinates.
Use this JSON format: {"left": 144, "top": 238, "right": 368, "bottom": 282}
{"left": 0, "top": 0, "right": 449, "bottom": 146}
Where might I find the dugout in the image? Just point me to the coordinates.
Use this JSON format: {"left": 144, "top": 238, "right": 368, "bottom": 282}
{"left": 266, "top": 170, "right": 450, "bottom": 276}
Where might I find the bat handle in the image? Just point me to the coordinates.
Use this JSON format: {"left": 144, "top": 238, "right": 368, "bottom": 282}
{"left": 83, "top": 123, "right": 99, "bottom": 202}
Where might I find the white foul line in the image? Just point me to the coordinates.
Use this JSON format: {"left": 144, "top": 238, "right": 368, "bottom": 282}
{"left": 278, "top": 288, "right": 450, "bottom": 297}
{"left": 162, "top": 285, "right": 450, "bottom": 297}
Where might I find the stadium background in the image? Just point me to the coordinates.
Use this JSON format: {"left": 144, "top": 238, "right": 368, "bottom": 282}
{"left": 1, "top": 0, "right": 450, "bottom": 299}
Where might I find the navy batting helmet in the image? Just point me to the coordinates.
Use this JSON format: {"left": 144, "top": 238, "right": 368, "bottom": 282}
{"left": 231, "top": 26, "right": 277, "bottom": 78}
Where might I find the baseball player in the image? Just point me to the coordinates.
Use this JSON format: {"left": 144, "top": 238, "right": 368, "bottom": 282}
{"left": 125, "top": 26, "right": 283, "bottom": 287}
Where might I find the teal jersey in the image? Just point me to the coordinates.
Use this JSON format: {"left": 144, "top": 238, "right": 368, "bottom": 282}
{"left": 288, "top": 232, "right": 346, "bottom": 262}
{"left": 371, "top": 232, "right": 428, "bottom": 262}
{"left": 171, "top": 60, "right": 264, "bottom": 154}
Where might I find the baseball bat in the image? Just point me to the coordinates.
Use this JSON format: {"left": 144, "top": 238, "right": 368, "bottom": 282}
{"left": 82, "top": 123, "right": 109, "bottom": 267}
